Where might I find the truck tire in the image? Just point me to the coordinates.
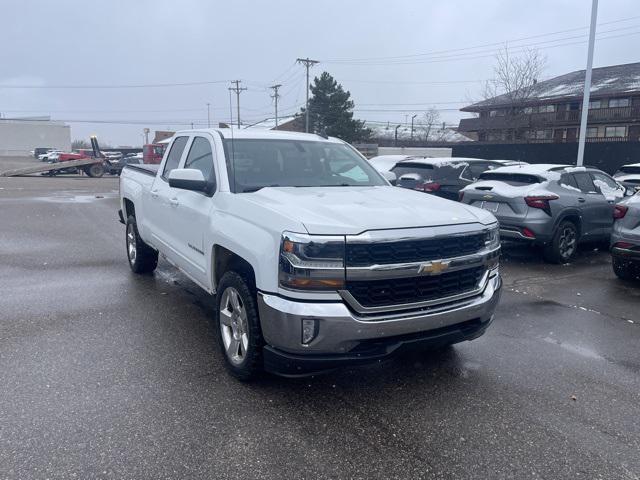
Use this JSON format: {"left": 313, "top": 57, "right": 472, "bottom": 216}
{"left": 544, "top": 220, "right": 578, "bottom": 264}
{"left": 216, "top": 271, "right": 264, "bottom": 381}
{"left": 612, "top": 256, "right": 638, "bottom": 281}
{"left": 126, "top": 215, "right": 158, "bottom": 274}
{"left": 85, "top": 163, "right": 104, "bottom": 178}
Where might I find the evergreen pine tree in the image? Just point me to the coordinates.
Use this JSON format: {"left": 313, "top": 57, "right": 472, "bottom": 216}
{"left": 302, "top": 72, "right": 371, "bottom": 143}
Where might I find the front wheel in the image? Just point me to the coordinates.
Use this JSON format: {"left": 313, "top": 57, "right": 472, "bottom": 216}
{"left": 544, "top": 221, "right": 578, "bottom": 264}
{"left": 216, "top": 271, "right": 264, "bottom": 381}
{"left": 125, "top": 215, "right": 158, "bottom": 273}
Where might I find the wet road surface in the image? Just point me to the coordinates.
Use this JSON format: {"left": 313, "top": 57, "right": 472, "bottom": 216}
{"left": 1, "top": 176, "right": 639, "bottom": 479}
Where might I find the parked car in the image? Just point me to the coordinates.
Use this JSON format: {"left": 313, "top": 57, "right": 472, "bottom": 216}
{"left": 119, "top": 129, "right": 501, "bottom": 379}
{"left": 391, "top": 157, "right": 526, "bottom": 201}
{"left": 33, "top": 147, "right": 53, "bottom": 158}
{"left": 103, "top": 151, "right": 123, "bottom": 161}
{"left": 613, "top": 163, "right": 640, "bottom": 193}
{"left": 38, "top": 149, "right": 62, "bottom": 161}
{"left": 611, "top": 192, "right": 640, "bottom": 280}
{"left": 460, "top": 164, "right": 626, "bottom": 263}
{"left": 106, "top": 152, "right": 143, "bottom": 175}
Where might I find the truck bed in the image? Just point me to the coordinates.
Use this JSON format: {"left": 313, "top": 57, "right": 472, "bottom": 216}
{"left": 123, "top": 164, "right": 160, "bottom": 176}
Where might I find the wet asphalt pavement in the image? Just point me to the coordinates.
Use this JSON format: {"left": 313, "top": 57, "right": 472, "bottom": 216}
{"left": 1, "top": 175, "right": 639, "bottom": 480}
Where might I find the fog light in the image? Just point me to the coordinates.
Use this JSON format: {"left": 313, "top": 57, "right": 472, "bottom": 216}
{"left": 301, "top": 319, "right": 318, "bottom": 345}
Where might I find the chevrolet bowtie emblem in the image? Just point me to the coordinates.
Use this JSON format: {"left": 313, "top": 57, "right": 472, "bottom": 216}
{"left": 483, "top": 194, "right": 494, "bottom": 200}
{"left": 418, "top": 260, "right": 451, "bottom": 275}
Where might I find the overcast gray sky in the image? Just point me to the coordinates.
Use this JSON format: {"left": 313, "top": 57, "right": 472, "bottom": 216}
{"left": 1, "top": 0, "right": 638, "bottom": 146}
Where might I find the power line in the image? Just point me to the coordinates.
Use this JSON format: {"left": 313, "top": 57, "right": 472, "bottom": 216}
{"left": 0, "top": 79, "right": 231, "bottom": 89}
{"left": 324, "top": 15, "right": 640, "bottom": 63}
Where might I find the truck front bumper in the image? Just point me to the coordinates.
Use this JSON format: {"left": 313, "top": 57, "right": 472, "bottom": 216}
{"left": 258, "top": 271, "right": 501, "bottom": 376}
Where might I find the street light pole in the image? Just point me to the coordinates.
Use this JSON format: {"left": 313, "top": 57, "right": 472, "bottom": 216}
{"left": 206, "top": 103, "right": 211, "bottom": 128}
{"left": 576, "top": 0, "right": 598, "bottom": 166}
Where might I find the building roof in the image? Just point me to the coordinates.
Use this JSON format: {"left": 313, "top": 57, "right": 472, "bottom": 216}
{"left": 462, "top": 62, "right": 640, "bottom": 111}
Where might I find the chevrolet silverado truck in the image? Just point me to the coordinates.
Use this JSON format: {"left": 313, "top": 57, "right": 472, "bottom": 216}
{"left": 119, "top": 129, "right": 501, "bottom": 379}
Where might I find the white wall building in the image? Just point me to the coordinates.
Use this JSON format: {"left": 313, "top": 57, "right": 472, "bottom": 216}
{"left": 0, "top": 117, "right": 71, "bottom": 156}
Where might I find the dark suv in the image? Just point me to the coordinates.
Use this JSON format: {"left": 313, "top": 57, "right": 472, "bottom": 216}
{"left": 391, "top": 157, "right": 525, "bottom": 201}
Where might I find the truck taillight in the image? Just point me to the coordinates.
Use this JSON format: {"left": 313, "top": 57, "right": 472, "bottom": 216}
{"left": 525, "top": 195, "right": 558, "bottom": 216}
{"left": 613, "top": 205, "right": 628, "bottom": 219}
{"left": 416, "top": 182, "right": 440, "bottom": 193}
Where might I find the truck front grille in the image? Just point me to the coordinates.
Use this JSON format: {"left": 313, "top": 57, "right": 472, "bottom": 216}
{"left": 345, "top": 233, "right": 485, "bottom": 267}
{"left": 346, "top": 266, "right": 485, "bottom": 308}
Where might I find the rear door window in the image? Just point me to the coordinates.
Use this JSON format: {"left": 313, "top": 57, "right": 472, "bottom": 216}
{"left": 559, "top": 173, "right": 579, "bottom": 190}
{"left": 573, "top": 172, "right": 598, "bottom": 193}
{"left": 162, "top": 136, "right": 188, "bottom": 179}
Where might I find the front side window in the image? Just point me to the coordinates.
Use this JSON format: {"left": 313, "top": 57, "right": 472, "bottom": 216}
{"left": 222, "top": 139, "right": 386, "bottom": 193}
{"left": 591, "top": 172, "right": 618, "bottom": 190}
{"left": 605, "top": 126, "right": 627, "bottom": 138}
{"left": 162, "top": 136, "right": 188, "bottom": 179}
{"left": 461, "top": 163, "right": 490, "bottom": 181}
{"left": 184, "top": 137, "right": 215, "bottom": 184}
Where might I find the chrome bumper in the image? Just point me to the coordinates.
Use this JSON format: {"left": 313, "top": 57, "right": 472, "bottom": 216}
{"left": 258, "top": 270, "right": 501, "bottom": 355}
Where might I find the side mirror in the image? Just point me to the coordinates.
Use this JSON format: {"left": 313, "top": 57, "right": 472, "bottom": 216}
{"left": 168, "top": 168, "right": 208, "bottom": 192}
{"left": 381, "top": 170, "right": 397, "bottom": 185}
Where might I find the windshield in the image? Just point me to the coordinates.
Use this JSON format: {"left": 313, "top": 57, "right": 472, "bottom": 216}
{"left": 478, "top": 172, "right": 542, "bottom": 185}
{"left": 222, "top": 139, "right": 386, "bottom": 192}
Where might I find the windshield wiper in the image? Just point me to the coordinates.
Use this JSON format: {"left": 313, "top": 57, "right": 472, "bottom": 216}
{"left": 241, "top": 184, "right": 280, "bottom": 193}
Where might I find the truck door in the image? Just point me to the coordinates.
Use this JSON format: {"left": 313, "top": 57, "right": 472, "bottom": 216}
{"left": 144, "top": 136, "right": 189, "bottom": 261}
{"left": 168, "top": 135, "right": 216, "bottom": 287}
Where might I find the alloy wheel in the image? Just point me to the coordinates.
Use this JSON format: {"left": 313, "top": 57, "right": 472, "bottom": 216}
{"left": 219, "top": 287, "right": 249, "bottom": 365}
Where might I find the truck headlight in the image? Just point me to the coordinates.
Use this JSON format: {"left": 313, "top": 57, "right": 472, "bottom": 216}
{"left": 485, "top": 225, "right": 500, "bottom": 250}
{"left": 279, "top": 232, "right": 345, "bottom": 291}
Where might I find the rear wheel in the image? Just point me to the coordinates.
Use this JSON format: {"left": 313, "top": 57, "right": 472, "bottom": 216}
{"left": 544, "top": 220, "right": 578, "bottom": 263}
{"left": 84, "top": 163, "right": 104, "bottom": 178}
{"left": 216, "top": 271, "right": 264, "bottom": 381}
{"left": 126, "top": 215, "right": 158, "bottom": 273}
{"left": 612, "top": 256, "right": 639, "bottom": 281}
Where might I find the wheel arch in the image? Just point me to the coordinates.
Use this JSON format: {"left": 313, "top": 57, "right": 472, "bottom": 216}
{"left": 122, "top": 198, "right": 135, "bottom": 218}
{"left": 554, "top": 210, "right": 582, "bottom": 237}
{"left": 212, "top": 245, "right": 257, "bottom": 293}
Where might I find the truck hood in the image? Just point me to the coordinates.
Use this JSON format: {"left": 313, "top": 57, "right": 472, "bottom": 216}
{"left": 242, "top": 186, "right": 495, "bottom": 235}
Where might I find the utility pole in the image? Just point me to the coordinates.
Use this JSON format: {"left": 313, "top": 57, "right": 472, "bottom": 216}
{"left": 228, "top": 80, "right": 247, "bottom": 128}
{"left": 143, "top": 128, "right": 149, "bottom": 145}
{"left": 577, "top": 0, "right": 598, "bottom": 166}
{"left": 206, "top": 103, "right": 211, "bottom": 128}
{"left": 296, "top": 58, "right": 319, "bottom": 133}
{"left": 270, "top": 84, "right": 282, "bottom": 129}
{"left": 394, "top": 125, "right": 401, "bottom": 147}
{"left": 410, "top": 114, "right": 417, "bottom": 140}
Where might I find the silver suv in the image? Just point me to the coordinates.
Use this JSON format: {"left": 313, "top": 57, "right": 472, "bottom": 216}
{"left": 460, "top": 164, "right": 626, "bottom": 263}
{"left": 611, "top": 193, "right": 640, "bottom": 280}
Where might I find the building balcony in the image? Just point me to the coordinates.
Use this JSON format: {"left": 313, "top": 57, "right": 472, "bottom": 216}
{"left": 459, "top": 105, "right": 640, "bottom": 132}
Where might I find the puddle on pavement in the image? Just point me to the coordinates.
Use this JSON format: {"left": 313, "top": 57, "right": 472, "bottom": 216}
{"left": 543, "top": 336, "right": 603, "bottom": 360}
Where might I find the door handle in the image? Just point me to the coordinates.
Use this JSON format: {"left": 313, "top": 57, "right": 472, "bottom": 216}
{"left": 150, "top": 189, "right": 159, "bottom": 198}
{"left": 169, "top": 197, "right": 179, "bottom": 207}
{"left": 577, "top": 197, "right": 586, "bottom": 203}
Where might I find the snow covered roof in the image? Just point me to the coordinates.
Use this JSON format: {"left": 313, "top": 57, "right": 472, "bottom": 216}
{"left": 243, "top": 115, "right": 298, "bottom": 130}
{"left": 369, "top": 123, "right": 473, "bottom": 143}
{"left": 488, "top": 164, "right": 570, "bottom": 175}
{"left": 462, "top": 62, "right": 640, "bottom": 110}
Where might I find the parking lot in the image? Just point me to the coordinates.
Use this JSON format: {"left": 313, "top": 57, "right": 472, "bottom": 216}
{"left": 1, "top": 174, "right": 639, "bottom": 479}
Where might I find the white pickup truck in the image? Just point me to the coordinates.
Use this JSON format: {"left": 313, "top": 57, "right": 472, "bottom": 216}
{"left": 119, "top": 129, "right": 501, "bottom": 379}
